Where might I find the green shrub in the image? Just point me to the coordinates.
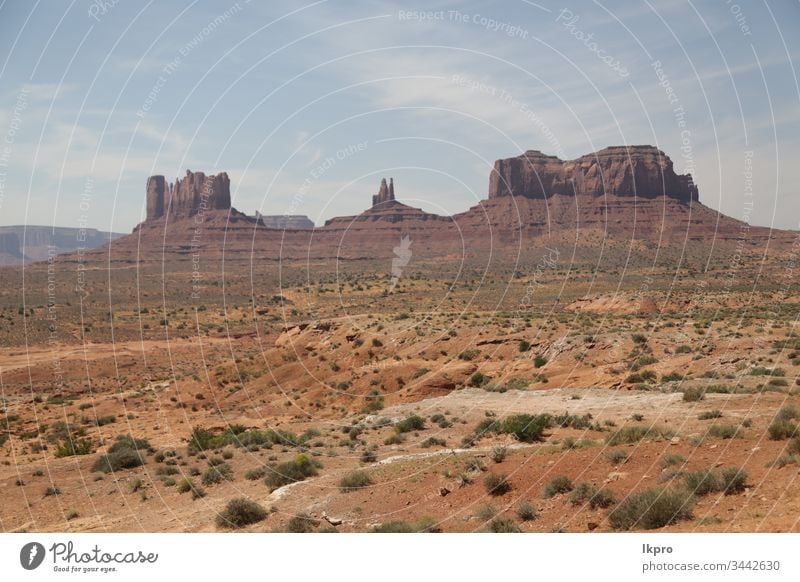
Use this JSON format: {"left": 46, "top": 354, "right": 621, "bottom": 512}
{"left": 533, "top": 354, "right": 548, "bottom": 368}
{"left": 420, "top": 437, "right": 446, "bottom": 448}
{"left": 775, "top": 405, "right": 800, "bottom": 422}
{"left": 372, "top": 521, "right": 415, "bottom": 533}
{"left": 698, "top": 410, "right": 722, "bottom": 420}
{"left": 264, "top": 454, "right": 320, "bottom": 490}
{"left": 54, "top": 437, "right": 93, "bottom": 458}
{"left": 659, "top": 454, "right": 686, "bottom": 468}
{"left": 202, "top": 463, "right": 233, "bottom": 486}
{"left": 373, "top": 517, "right": 438, "bottom": 533}
{"left": 543, "top": 476, "right": 573, "bottom": 498}
{"left": 384, "top": 433, "right": 405, "bottom": 445}
{"left": 490, "top": 445, "right": 507, "bottom": 463}
{"left": 519, "top": 340, "right": 531, "bottom": 353}
{"left": 787, "top": 436, "right": 800, "bottom": 455}
{"left": 285, "top": 512, "right": 319, "bottom": 533}
{"left": 684, "top": 470, "right": 721, "bottom": 496}
{"left": 675, "top": 345, "right": 692, "bottom": 354}
{"left": 483, "top": 473, "right": 511, "bottom": 496}
{"left": 517, "top": 501, "right": 537, "bottom": 521}
{"left": 768, "top": 420, "right": 797, "bottom": 441}
{"left": 215, "top": 498, "right": 267, "bottom": 529}
{"left": 568, "top": 482, "right": 615, "bottom": 508}
{"left": 682, "top": 388, "right": 705, "bottom": 402}
{"left": 91, "top": 435, "right": 149, "bottom": 473}
{"left": 501, "top": 414, "right": 550, "bottom": 442}
{"left": 707, "top": 424, "right": 742, "bottom": 439}
{"left": 606, "top": 449, "right": 629, "bottom": 465}
{"left": 605, "top": 425, "right": 674, "bottom": 446}
{"left": 720, "top": 468, "right": 747, "bottom": 494}
{"left": 395, "top": 415, "right": 425, "bottom": 434}
{"left": 244, "top": 467, "right": 267, "bottom": 480}
{"left": 339, "top": 470, "right": 372, "bottom": 492}
{"left": 608, "top": 488, "right": 694, "bottom": 530}
{"left": 662, "top": 372, "right": 684, "bottom": 382}
{"left": 469, "top": 372, "right": 488, "bottom": 387}
{"left": 486, "top": 517, "right": 520, "bottom": 533}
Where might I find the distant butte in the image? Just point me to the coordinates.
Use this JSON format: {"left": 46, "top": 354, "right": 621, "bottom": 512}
{"left": 489, "top": 145, "right": 698, "bottom": 202}
{"left": 91, "top": 145, "right": 793, "bottom": 264}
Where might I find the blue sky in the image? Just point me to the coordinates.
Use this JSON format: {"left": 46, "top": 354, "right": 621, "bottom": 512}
{"left": 0, "top": 0, "right": 798, "bottom": 232}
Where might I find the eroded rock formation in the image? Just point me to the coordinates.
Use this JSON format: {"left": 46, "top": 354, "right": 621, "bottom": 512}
{"left": 489, "top": 146, "right": 698, "bottom": 203}
{"left": 146, "top": 170, "right": 231, "bottom": 221}
{"left": 256, "top": 214, "right": 314, "bottom": 229}
{"left": 372, "top": 177, "right": 395, "bottom": 207}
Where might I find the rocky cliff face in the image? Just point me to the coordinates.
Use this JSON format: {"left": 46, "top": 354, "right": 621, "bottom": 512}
{"left": 489, "top": 146, "right": 698, "bottom": 203}
{"left": 146, "top": 170, "right": 231, "bottom": 221}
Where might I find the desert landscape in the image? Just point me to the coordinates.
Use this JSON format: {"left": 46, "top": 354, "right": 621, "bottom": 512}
{"left": 1, "top": 145, "right": 799, "bottom": 533}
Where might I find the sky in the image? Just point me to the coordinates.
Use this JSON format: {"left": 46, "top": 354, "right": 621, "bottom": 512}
{"left": 0, "top": 0, "right": 798, "bottom": 232}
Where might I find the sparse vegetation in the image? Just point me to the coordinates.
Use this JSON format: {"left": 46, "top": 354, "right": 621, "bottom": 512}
{"left": 608, "top": 488, "right": 695, "bottom": 530}
{"left": 543, "top": 476, "right": 573, "bottom": 498}
{"left": 339, "top": 470, "right": 372, "bottom": 492}
{"left": 215, "top": 498, "right": 267, "bottom": 529}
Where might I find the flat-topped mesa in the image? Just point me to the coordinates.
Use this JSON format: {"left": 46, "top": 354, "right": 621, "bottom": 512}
{"left": 255, "top": 213, "right": 314, "bottom": 229}
{"left": 489, "top": 146, "right": 698, "bottom": 203}
{"left": 146, "top": 170, "right": 231, "bottom": 221}
{"left": 372, "top": 177, "right": 395, "bottom": 207}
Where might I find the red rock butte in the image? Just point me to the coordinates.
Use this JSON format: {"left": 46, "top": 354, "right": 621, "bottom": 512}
{"left": 489, "top": 145, "right": 698, "bottom": 202}
{"left": 85, "top": 145, "right": 793, "bottom": 264}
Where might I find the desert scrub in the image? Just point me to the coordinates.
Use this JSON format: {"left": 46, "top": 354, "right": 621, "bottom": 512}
{"left": 707, "top": 424, "right": 743, "bottom": 439}
{"left": 608, "top": 488, "right": 694, "bottom": 530}
{"left": 339, "top": 470, "right": 372, "bottom": 492}
{"left": 682, "top": 388, "right": 705, "bottom": 402}
{"left": 606, "top": 449, "right": 629, "bottom": 465}
{"left": 517, "top": 501, "right": 537, "bottom": 521}
{"left": 285, "top": 512, "right": 319, "bottom": 533}
{"left": 394, "top": 414, "right": 425, "bottom": 434}
{"left": 215, "top": 498, "right": 267, "bottom": 529}
{"left": 91, "top": 435, "right": 150, "bottom": 473}
{"left": 684, "top": 467, "right": 747, "bottom": 496}
{"left": 201, "top": 462, "right": 233, "bottom": 486}
{"left": 483, "top": 473, "right": 511, "bottom": 496}
{"left": 605, "top": 425, "right": 674, "bottom": 446}
{"left": 486, "top": 517, "right": 520, "bottom": 533}
{"left": 489, "top": 445, "right": 507, "bottom": 463}
{"left": 543, "top": 476, "right": 573, "bottom": 498}
{"left": 264, "top": 454, "right": 320, "bottom": 490}
{"left": 659, "top": 454, "right": 686, "bottom": 469}
{"left": 698, "top": 410, "right": 723, "bottom": 420}
{"left": 568, "top": 482, "right": 615, "bottom": 509}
